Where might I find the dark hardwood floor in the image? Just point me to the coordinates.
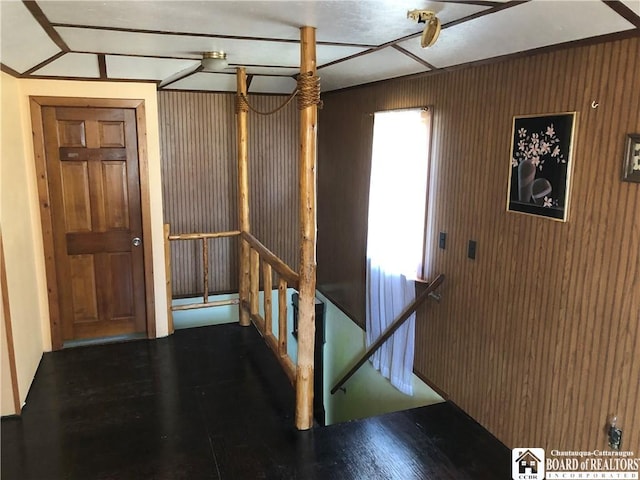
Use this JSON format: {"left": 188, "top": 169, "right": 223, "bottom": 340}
{"left": 1, "top": 324, "right": 510, "bottom": 479}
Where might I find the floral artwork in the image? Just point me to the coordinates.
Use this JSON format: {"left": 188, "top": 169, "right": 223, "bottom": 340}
{"left": 622, "top": 133, "right": 640, "bottom": 183}
{"left": 507, "top": 113, "right": 576, "bottom": 221}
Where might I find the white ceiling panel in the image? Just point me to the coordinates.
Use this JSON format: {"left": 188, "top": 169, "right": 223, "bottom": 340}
{"left": 398, "top": 1, "right": 637, "bottom": 69}
{"left": 249, "top": 75, "right": 297, "bottom": 94}
{"left": 318, "top": 47, "right": 428, "bottom": 92}
{"left": 41, "top": 1, "right": 488, "bottom": 47}
{"left": 159, "top": 63, "right": 202, "bottom": 88}
{"left": 3, "top": 0, "right": 637, "bottom": 91}
{"left": 243, "top": 66, "right": 300, "bottom": 76}
{"left": 621, "top": 0, "right": 640, "bottom": 17}
{"left": 0, "top": 1, "right": 61, "bottom": 74}
{"left": 106, "top": 56, "right": 200, "bottom": 80}
{"left": 56, "top": 27, "right": 367, "bottom": 67}
{"left": 33, "top": 53, "right": 100, "bottom": 78}
{"left": 167, "top": 72, "right": 237, "bottom": 92}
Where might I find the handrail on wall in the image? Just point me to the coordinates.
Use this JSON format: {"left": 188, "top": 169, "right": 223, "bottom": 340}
{"left": 330, "top": 273, "right": 445, "bottom": 395}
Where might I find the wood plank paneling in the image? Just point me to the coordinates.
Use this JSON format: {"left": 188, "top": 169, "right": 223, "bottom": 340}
{"left": 316, "top": 94, "right": 373, "bottom": 326}
{"left": 247, "top": 95, "right": 299, "bottom": 276}
{"left": 158, "top": 91, "right": 298, "bottom": 296}
{"left": 317, "top": 37, "right": 640, "bottom": 451}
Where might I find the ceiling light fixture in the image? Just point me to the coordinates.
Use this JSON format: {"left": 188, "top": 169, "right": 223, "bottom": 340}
{"left": 201, "top": 51, "right": 228, "bottom": 71}
{"left": 407, "top": 9, "right": 441, "bottom": 48}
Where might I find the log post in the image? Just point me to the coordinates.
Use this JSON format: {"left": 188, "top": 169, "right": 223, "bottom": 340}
{"left": 250, "top": 248, "right": 260, "bottom": 318}
{"left": 202, "top": 238, "right": 209, "bottom": 304}
{"left": 295, "top": 26, "right": 318, "bottom": 430}
{"left": 237, "top": 67, "right": 251, "bottom": 326}
{"left": 263, "top": 262, "right": 273, "bottom": 336}
{"left": 278, "top": 277, "right": 288, "bottom": 356}
{"left": 164, "top": 223, "right": 174, "bottom": 335}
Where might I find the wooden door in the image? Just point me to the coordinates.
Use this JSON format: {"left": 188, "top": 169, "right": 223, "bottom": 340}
{"left": 42, "top": 107, "right": 146, "bottom": 341}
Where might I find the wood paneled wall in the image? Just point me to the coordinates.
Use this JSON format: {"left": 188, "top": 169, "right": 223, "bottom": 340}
{"left": 159, "top": 91, "right": 298, "bottom": 296}
{"left": 317, "top": 37, "right": 640, "bottom": 451}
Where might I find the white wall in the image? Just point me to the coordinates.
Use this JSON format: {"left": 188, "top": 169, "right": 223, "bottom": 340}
{"left": 1, "top": 73, "right": 45, "bottom": 408}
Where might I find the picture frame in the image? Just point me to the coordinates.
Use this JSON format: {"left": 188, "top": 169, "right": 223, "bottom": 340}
{"left": 507, "top": 112, "right": 576, "bottom": 222}
{"left": 622, "top": 133, "right": 640, "bottom": 183}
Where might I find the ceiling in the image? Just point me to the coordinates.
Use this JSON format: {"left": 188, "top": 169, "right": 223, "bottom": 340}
{"left": 1, "top": 1, "right": 639, "bottom": 94}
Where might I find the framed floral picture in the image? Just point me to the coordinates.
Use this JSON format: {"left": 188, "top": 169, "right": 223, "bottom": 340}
{"left": 507, "top": 112, "right": 576, "bottom": 221}
{"left": 622, "top": 133, "right": 640, "bottom": 183}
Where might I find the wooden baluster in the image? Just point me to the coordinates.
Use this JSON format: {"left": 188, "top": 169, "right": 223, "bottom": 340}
{"left": 263, "top": 262, "right": 273, "bottom": 336}
{"left": 241, "top": 232, "right": 299, "bottom": 288}
{"left": 278, "top": 277, "right": 288, "bottom": 357}
{"left": 296, "top": 25, "right": 318, "bottom": 430}
{"left": 250, "top": 248, "right": 260, "bottom": 320}
{"left": 237, "top": 67, "right": 251, "bottom": 326}
{"left": 163, "top": 224, "right": 174, "bottom": 335}
{"left": 202, "top": 237, "right": 209, "bottom": 304}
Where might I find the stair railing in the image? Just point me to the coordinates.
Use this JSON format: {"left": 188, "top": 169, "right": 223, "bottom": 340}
{"left": 240, "top": 231, "right": 299, "bottom": 385}
{"left": 163, "top": 224, "right": 241, "bottom": 333}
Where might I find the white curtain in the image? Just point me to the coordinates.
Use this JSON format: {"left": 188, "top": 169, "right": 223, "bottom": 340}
{"left": 366, "top": 109, "right": 430, "bottom": 396}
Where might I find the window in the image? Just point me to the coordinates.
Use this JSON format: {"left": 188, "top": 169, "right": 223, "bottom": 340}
{"left": 367, "top": 108, "right": 432, "bottom": 279}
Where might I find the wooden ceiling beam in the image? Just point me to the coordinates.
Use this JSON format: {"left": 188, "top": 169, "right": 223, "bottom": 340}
{"left": 158, "top": 64, "right": 202, "bottom": 89}
{"left": 391, "top": 44, "right": 436, "bottom": 70}
{"left": 98, "top": 54, "right": 107, "bottom": 79}
{"left": 1, "top": 63, "right": 22, "bottom": 78}
{"left": 22, "top": 51, "right": 66, "bottom": 76}
{"left": 440, "top": 0, "right": 531, "bottom": 30}
{"left": 602, "top": 0, "right": 640, "bottom": 29}
{"left": 48, "top": 23, "right": 378, "bottom": 49}
{"left": 438, "top": 0, "right": 501, "bottom": 6}
{"left": 317, "top": 1, "right": 530, "bottom": 70}
{"left": 22, "top": 1, "right": 70, "bottom": 52}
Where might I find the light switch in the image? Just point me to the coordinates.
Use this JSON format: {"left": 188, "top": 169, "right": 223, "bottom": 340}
{"left": 468, "top": 240, "right": 477, "bottom": 260}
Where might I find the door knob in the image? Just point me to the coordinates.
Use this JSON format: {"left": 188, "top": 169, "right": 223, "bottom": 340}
{"left": 132, "top": 237, "right": 142, "bottom": 247}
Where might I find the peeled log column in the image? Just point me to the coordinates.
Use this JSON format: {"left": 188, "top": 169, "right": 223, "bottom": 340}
{"left": 295, "top": 26, "right": 318, "bottom": 431}
{"left": 236, "top": 67, "right": 250, "bottom": 327}
{"left": 164, "top": 223, "right": 174, "bottom": 335}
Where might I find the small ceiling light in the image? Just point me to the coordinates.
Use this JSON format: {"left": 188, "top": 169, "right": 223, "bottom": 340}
{"left": 407, "top": 9, "right": 441, "bottom": 48}
{"left": 201, "top": 51, "right": 228, "bottom": 71}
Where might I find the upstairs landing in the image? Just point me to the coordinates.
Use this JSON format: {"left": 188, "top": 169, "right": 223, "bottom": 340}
{"left": 1, "top": 323, "right": 509, "bottom": 479}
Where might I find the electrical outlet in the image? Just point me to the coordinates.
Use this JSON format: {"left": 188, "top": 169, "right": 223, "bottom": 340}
{"left": 609, "top": 426, "right": 622, "bottom": 450}
{"left": 608, "top": 416, "right": 622, "bottom": 451}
